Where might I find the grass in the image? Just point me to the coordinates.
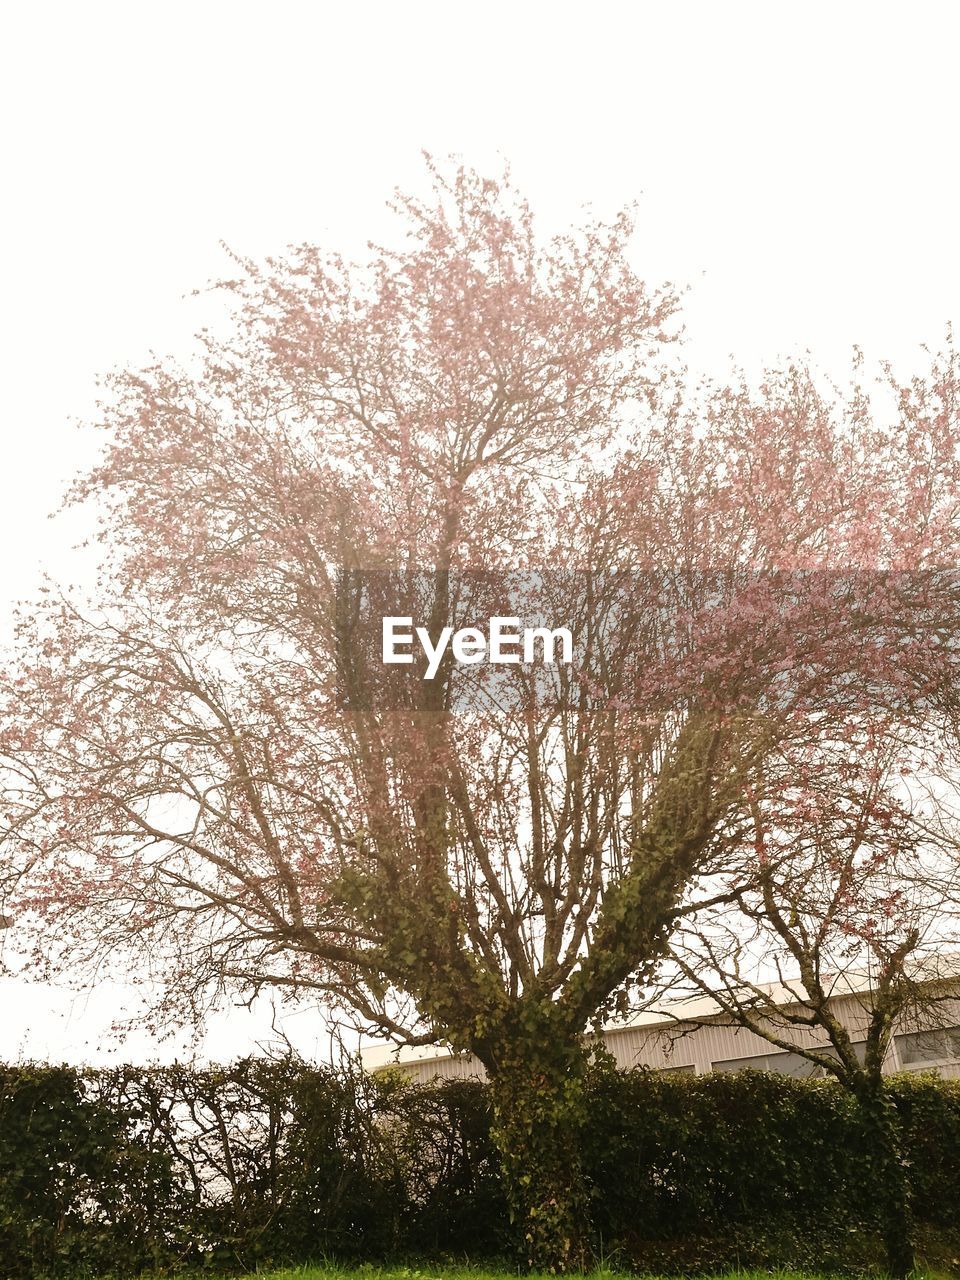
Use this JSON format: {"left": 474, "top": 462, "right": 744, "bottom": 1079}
{"left": 202, "top": 1265, "right": 956, "bottom": 1280}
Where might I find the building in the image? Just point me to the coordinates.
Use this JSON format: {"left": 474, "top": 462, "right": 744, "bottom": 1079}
{"left": 360, "top": 974, "right": 960, "bottom": 1084}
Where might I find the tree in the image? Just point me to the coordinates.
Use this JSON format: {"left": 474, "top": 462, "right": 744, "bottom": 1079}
{"left": 2, "top": 162, "right": 960, "bottom": 1269}
{"left": 665, "top": 744, "right": 960, "bottom": 1278}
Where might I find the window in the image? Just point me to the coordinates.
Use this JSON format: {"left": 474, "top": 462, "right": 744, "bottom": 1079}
{"left": 896, "top": 1027, "right": 960, "bottom": 1066}
{"left": 711, "top": 1040, "right": 869, "bottom": 1078}
{"left": 711, "top": 1049, "right": 823, "bottom": 1078}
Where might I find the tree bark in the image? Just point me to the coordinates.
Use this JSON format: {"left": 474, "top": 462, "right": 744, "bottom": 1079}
{"left": 853, "top": 1083, "right": 914, "bottom": 1279}
{"left": 484, "top": 1019, "right": 593, "bottom": 1272}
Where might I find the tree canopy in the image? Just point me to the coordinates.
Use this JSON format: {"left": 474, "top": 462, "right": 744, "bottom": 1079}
{"left": 3, "top": 162, "right": 960, "bottom": 1267}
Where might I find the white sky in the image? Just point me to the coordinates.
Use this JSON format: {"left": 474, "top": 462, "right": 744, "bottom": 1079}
{"left": 1, "top": 0, "right": 959, "bottom": 1063}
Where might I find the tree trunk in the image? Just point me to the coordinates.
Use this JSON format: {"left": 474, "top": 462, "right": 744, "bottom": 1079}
{"left": 485, "top": 1022, "right": 593, "bottom": 1272}
{"left": 853, "top": 1082, "right": 914, "bottom": 1279}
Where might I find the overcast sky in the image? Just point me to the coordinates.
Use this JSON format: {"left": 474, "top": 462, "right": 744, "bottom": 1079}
{"left": 1, "top": 0, "right": 959, "bottom": 1063}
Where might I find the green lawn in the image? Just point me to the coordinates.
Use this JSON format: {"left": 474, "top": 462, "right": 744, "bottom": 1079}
{"left": 215, "top": 1266, "right": 954, "bottom": 1280}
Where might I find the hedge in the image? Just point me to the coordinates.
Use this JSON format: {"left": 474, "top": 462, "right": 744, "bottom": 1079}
{"left": 1, "top": 1058, "right": 959, "bottom": 1277}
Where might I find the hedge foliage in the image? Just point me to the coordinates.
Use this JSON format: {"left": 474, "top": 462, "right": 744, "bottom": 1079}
{"left": 1, "top": 1058, "right": 959, "bottom": 1278}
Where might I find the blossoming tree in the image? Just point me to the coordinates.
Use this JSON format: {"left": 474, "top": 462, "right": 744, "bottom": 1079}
{"left": 2, "top": 163, "right": 960, "bottom": 1268}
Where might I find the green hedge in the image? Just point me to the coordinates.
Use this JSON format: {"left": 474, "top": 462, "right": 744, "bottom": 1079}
{"left": 0, "top": 1065, "right": 177, "bottom": 1279}
{"left": 581, "top": 1068, "right": 960, "bottom": 1272}
{"left": 1, "top": 1059, "right": 959, "bottom": 1277}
